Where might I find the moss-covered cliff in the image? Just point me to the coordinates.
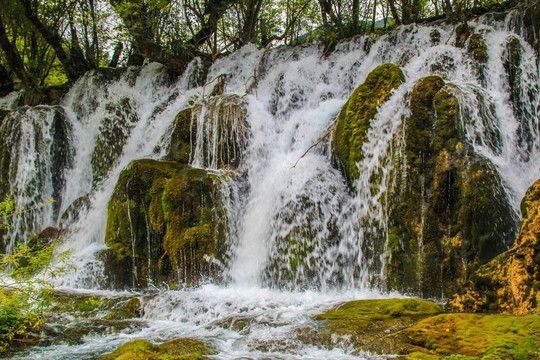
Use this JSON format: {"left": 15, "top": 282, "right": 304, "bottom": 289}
{"left": 102, "top": 159, "right": 227, "bottom": 288}
{"left": 449, "top": 178, "right": 540, "bottom": 314}
{"left": 386, "top": 76, "right": 517, "bottom": 298}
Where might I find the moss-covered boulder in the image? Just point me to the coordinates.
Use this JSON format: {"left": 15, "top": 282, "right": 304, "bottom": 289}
{"left": 301, "top": 298, "right": 442, "bottom": 355}
{"left": 91, "top": 97, "right": 139, "bottom": 186}
{"left": 386, "top": 76, "right": 518, "bottom": 298}
{"left": 448, "top": 178, "right": 540, "bottom": 314}
{"left": 101, "top": 339, "right": 214, "bottom": 360}
{"left": 455, "top": 24, "right": 472, "bottom": 48}
{"left": 103, "top": 159, "right": 227, "bottom": 289}
{"left": 404, "top": 313, "right": 540, "bottom": 359}
{"left": 164, "top": 108, "right": 196, "bottom": 164}
{"left": 332, "top": 63, "right": 405, "bottom": 185}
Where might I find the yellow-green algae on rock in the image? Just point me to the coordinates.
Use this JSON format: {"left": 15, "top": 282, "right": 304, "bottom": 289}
{"left": 102, "top": 159, "right": 226, "bottom": 288}
{"left": 332, "top": 62, "right": 405, "bottom": 184}
{"left": 404, "top": 313, "right": 540, "bottom": 359}
{"left": 301, "top": 298, "right": 442, "bottom": 355}
{"left": 101, "top": 338, "right": 214, "bottom": 360}
{"left": 449, "top": 178, "right": 540, "bottom": 314}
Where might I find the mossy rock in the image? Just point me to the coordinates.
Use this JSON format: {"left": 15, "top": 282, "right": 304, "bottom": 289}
{"left": 385, "top": 76, "right": 517, "bottom": 298}
{"left": 101, "top": 340, "right": 158, "bottom": 360}
{"left": 403, "top": 313, "right": 540, "bottom": 359}
{"left": 303, "top": 298, "right": 442, "bottom": 355}
{"left": 449, "top": 178, "right": 540, "bottom": 314}
{"left": 467, "top": 33, "right": 488, "bottom": 63}
{"left": 332, "top": 62, "right": 405, "bottom": 185}
{"left": 103, "top": 159, "right": 227, "bottom": 288}
{"left": 455, "top": 24, "right": 472, "bottom": 48}
{"left": 102, "top": 339, "right": 213, "bottom": 360}
{"left": 164, "top": 108, "right": 196, "bottom": 164}
{"left": 158, "top": 338, "right": 215, "bottom": 356}
{"left": 91, "top": 97, "right": 138, "bottom": 186}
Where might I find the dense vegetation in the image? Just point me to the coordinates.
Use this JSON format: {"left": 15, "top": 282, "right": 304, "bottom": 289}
{"left": 0, "top": 0, "right": 523, "bottom": 93}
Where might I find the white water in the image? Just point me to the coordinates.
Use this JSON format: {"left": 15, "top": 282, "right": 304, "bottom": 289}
{"left": 1, "top": 10, "right": 540, "bottom": 359}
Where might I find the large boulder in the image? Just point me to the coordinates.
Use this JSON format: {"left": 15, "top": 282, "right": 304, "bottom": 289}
{"left": 386, "top": 76, "right": 518, "bottom": 298}
{"left": 448, "top": 178, "right": 540, "bottom": 314}
{"left": 332, "top": 63, "right": 405, "bottom": 185}
{"left": 102, "top": 159, "right": 227, "bottom": 289}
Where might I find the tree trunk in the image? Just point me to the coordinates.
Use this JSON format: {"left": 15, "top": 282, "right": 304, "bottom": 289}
{"left": 0, "top": 15, "right": 34, "bottom": 87}
{"left": 109, "top": 42, "right": 124, "bottom": 68}
{"left": 19, "top": 0, "right": 89, "bottom": 82}
{"left": 388, "top": 0, "right": 401, "bottom": 24}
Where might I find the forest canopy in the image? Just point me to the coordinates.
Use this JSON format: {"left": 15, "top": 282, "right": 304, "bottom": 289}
{"left": 0, "top": 0, "right": 522, "bottom": 92}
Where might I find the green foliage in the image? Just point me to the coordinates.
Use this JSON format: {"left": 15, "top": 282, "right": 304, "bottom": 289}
{"left": 0, "top": 197, "right": 73, "bottom": 351}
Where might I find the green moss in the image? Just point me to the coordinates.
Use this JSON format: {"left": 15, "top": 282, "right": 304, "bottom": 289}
{"left": 332, "top": 63, "right": 405, "bottom": 185}
{"left": 404, "top": 314, "right": 540, "bottom": 359}
{"left": 386, "top": 75, "right": 517, "bottom": 298}
{"left": 164, "top": 108, "right": 195, "bottom": 164}
{"left": 101, "top": 340, "right": 158, "bottom": 360}
{"left": 104, "top": 159, "right": 226, "bottom": 288}
{"left": 455, "top": 24, "right": 472, "bottom": 48}
{"left": 315, "top": 298, "right": 442, "bottom": 321}
{"left": 102, "top": 339, "right": 214, "bottom": 360}
{"left": 158, "top": 338, "right": 215, "bottom": 356}
{"left": 306, "top": 298, "right": 442, "bottom": 355}
{"left": 468, "top": 33, "right": 488, "bottom": 63}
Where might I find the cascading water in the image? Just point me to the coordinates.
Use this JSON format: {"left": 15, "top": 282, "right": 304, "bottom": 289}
{"left": 1, "top": 10, "right": 539, "bottom": 359}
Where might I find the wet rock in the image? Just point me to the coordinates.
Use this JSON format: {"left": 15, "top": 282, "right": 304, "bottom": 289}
{"left": 103, "top": 159, "right": 227, "bottom": 289}
{"left": 523, "top": 1, "right": 540, "bottom": 54}
{"left": 302, "top": 298, "right": 442, "bottom": 355}
{"left": 190, "top": 94, "right": 250, "bottom": 169}
{"left": 101, "top": 338, "right": 214, "bottom": 360}
{"left": 455, "top": 24, "right": 472, "bottom": 48}
{"left": 163, "top": 107, "right": 196, "bottom": 164}
{"left": 0, "top": 106, "right": 72, "bottom": 227}
{"left": 448, "top": 178, "right": 540, "bottom": 314}
{"left": 332, "top": 63, "right": 405, "bottom": 186}
{"left": 467, "top": 33, "right": 488, "bottom": 63}
{"left": 385, "top": 76, "right": 518, "bottom": 298}
{"left": 158, "top": 338, "right": 215, "bottom": 356}
{"left": 429, "top": 29, "right": 441, "bottom": 45}
{"left": 91, "top": 97, "right": 139, "bottom": 186}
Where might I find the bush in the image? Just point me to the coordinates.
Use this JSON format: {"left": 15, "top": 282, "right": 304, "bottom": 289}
{"left": 0, "top": 196, "right": 72, "bottom": 351}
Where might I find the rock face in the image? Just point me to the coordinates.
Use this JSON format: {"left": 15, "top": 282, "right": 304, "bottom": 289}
{"left": 91, "top": 97, "right": 139, "bottom": 186}
{"left": 102, "top": 159, "right": 227, "bottom": 289}
{"left": 331, "top": 66, "right": 518, "bottom": 298}
{"left": 449, "top": 178, "right": 540, "bottom": 314}
{"left": 386, "top": 76, "right": 517, "bottom": 298}
{"left": 332, "top": 63, "right": 405, "bottom": 185}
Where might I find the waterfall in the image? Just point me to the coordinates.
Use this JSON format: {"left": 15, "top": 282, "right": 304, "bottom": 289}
{"left": 1, "top": 10, "right": 540, "bottom": 359}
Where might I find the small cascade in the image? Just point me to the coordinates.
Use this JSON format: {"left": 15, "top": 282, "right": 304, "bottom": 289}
{"left": 191, "top": 94, "right": 250, "bottom": 169}
{"left": 0, "top": 106, "right": 71, "bottom": 252}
